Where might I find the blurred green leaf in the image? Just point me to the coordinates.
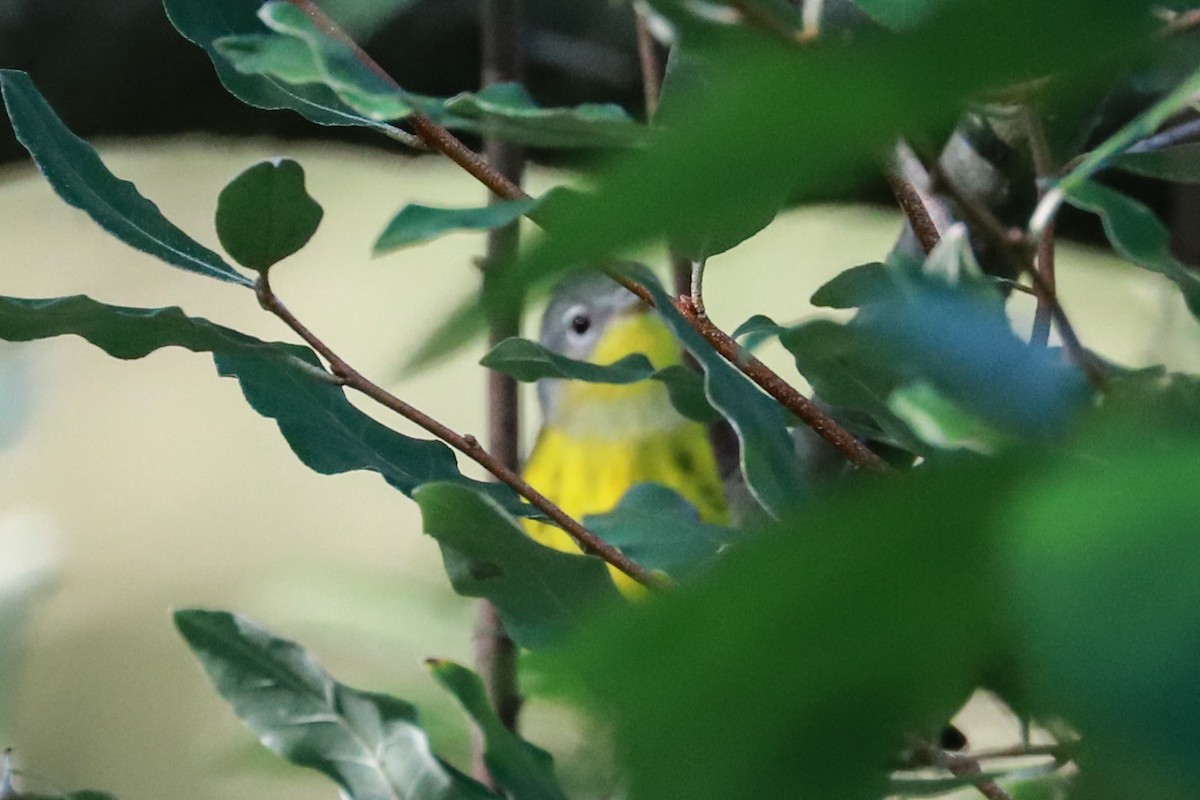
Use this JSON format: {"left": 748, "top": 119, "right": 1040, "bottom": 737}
{"left": 375, "top": 199, "right": 538, "bottom": 256}
{"left": 0, "top": 70, "right": 251, "bottom": 287}
{"left": 782, "top": 272, "right": 1090, "bottom": 442}
{"left": 414, "top": 483, "right": 622, "bottom": 649}
{"left": 426, "top": 660, "right": 569, "bottom": 800}
{"left": 0, "top": 295, "right": 530, "bottom": 515}
{"left": 438, "top": 83, "right": 644, "bottom": 149}
{"left": 888, "top": 381, "right": 1013, "bottom": 453}
{"left": 164, "top": 0, "right": 385, "bottom": 128}
{"left": 1112, "top": 142, "right": 1200, "bottom": 183}
{"left": 216, "top": 159, "right": 324, "bottom": 272}
{"left": 811, "top": 262, "right": 897, "bottom": 309}
{"left": 636, "top": 272, "right": 811, "bottom": 517}
{"left": 480, "top": 336, "right": 717, "bottom": 423}
{"left": 1063, "top": 179, "right": 1200, "bottom": 319}
{"left": 548, "top": 457, "right": 1017, "bottom": 800}
{"left": 1007, "top": 435, "right": 1200, "bottom": 794}
{"left": 175, "top": 610, "right": 494, "bottom": 800}
{"left": 583, "top": 484, "right": 742, "bottom": 580}
{"left": 853, "top": 0, "right": 955, "bottom": 30}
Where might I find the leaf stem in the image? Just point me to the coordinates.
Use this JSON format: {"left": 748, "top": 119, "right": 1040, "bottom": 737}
{"left": 254, "top": 275, "right": 663, "bottom": 589}
{"left": 634, "top": 6, "right": 663, "bottom": 119}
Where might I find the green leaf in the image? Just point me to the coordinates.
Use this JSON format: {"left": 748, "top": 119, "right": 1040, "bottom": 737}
{"left": 635, "top": 272, "right": 811, "bottom": 518}
{"left": 1063, "top": 179, "right": 1200, "bottom": 319}
{"left": 1055, "top": 66, "right": 1200, "bottom": 199}
{"left": 583, "top": 484, "right": 741, "bottom": 581}
{"left": 437, "top": 83, "right": 644, "bottom": 149}
{"left": 1007, "top": 435, "right": 1200, "bottom": 793}
{"left": 426, "top": 660, "right": 569, "bottom": 800}
{"left": 853, "top": 0, "right": 954, "bottom": 30}
{"left": 216, "top": 159, "right": 324, "bottom": 272}
{"left": 374, "top": 199, "right": 538, "bottom": 256}
{"left": 163, "top": 0, "right": 388, "bottom": 129}
{"left": 810, "top": 262, "right": 894, "bottom": 309}
{"left": 0, "top": 70, "right": 251, "bottom": 287}
{"left": 480, "top": 337, "right": 717, "bottom": 423}
{"left": 888, "top": 381, "right": 1014, "bottom": 454}
{"left": 1112, "top": 142, "right": 1200, "bottom": 183}
{"left": 174, "top": 610, "right": 494, "bottom": 800}
{"left": 729, "top": 314, "right": 786, "bottom": 354}
{"left": 549, "top": 457, "right": 1017, "bottom": 800}
{"left": 0, "top": 295, "right": 530, "bottom": 515}
{"left": 231, "top": 2, "right": 413, "bottom": 121}
{"left": 413, "top": 483, "right": 623, "bottom": 649}
{"left": 782, "top": 273, "right": 1091, "bottom": 443}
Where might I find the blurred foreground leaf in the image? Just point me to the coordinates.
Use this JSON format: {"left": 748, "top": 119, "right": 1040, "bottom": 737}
{"left": 0, "top": 70, "right": 251, "bottom": 287}
{"left": 175, "top": 610, "right": 494, "bottom": 800}
{"left": 0, "top": 295, "right": 529, "bottom": 514}
{"left": 549, "top": 458, "right": 1016, "bottom": 800}
{"left": 375, "top": 199, "right": 538, "bottom": 256}
{"left": 427, "top": 660, "right": 569, "bottom": 800}
{"left": 414, "top": 483, "right": 622, "bottom": 649}
{"left": 1113, "top": 142, "right": 1200, "bottom": 183}
{"left": 216, "top": 158, "right": 324, "bottom": 272}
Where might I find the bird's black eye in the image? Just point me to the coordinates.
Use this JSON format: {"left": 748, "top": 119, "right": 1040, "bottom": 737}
{"left": 570, "top": 313, "right": 591, "bottom": 335}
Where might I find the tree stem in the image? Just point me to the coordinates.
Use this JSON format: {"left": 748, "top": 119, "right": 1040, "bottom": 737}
{"left": 475, "top": 0, "right": 527, "bottom": 785}
{"left": 1023, "top": 108, "right": 1057, "bottom": 349}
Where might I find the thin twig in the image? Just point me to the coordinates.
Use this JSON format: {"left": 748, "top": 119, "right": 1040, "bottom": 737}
{"left": 886, "top": 169, "right": 943, "bottom": 255}
{"left": 912, "top": 743, "right": 1016, "bottom": 800}
{"left": 1125, "top": 116, "right": 1200, "bottom": 154}
{"left": 634, "top": 8, "right": 662, "bottom": 119}
{"left": 929, "top": 164, "right": 1108, "bottom": 388}
{"left": 690, "top": 258, "right": 708, "bottom": 316}
{"left": 1023, "top": 107, "right": 1057, "bottom": 349}
{"left": 255, "top": 275, "right": 663, "bottom": 589}
{"left": 607, "top": 272, "right": 891, "bottom": 473}
{"left": 289, "top": 0, "right": 883, "bottom": 471}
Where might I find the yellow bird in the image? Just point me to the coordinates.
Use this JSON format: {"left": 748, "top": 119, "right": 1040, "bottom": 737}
{"left": 522, "top": 273, "right": 728, "bottom": 592}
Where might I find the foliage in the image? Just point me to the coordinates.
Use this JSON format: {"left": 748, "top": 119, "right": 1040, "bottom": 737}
{"left": 4, "top": 1, "right": 1200, "bottom": 800}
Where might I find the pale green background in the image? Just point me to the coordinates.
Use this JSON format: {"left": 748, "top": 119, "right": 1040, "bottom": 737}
{"left": 0, "top": 138, "right": 1196, "bottom": 800}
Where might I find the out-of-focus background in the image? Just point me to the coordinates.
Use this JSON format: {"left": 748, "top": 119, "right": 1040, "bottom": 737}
{"left": 2, "top": 3, "right": 1200, "bottom": 800}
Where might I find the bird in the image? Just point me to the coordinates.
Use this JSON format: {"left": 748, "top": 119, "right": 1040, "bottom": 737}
{"left": 521, "top": 271, "right": 729, "bottom": 593}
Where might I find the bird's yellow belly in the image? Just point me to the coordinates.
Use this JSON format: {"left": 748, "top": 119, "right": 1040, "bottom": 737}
{"left": 521, "top": 421, "right": 727, "bottom": 591}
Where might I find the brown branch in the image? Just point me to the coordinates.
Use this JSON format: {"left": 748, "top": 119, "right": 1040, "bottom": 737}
{"left": 887, "top": 169, "right": 943, "bottom": 255}
{"left": 255, "top": 275, "right": 663, "bottom": 589}
{"left": 474, "top": 0, "right": 527, "bottom": 784}
{"left": 634, "top": 9, "right": 663, "bottom": 119}
{"left": 912, "top": 743, "right": 1016, "bottom": 800}
{"left": 929, "top": 164, "right": 1108, "bottom": 389}
{"left": 607, "top": 273, "right": 891, "bottom": 473}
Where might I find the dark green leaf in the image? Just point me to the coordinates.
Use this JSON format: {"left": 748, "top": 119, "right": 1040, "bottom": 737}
{"left": 163, "top": 0, "right": 392, "bottom": 128}
{"left": 1064, "top": 179, "right": 1200, "bottom": 319}
{"left": 175, "top": 610, "right": 494, "bottom": 800}
{"left": 374, "top": 199, "right": 538, "bottom": 256}
{"left": 0, "top": 70, "right": 251, "bottom": 287}
{"left": 480, "top": 337, "right": 717, "bottom": 423}
{"left": 437, "top": 83, "right": 644, "bottom": 149}
{"left": 635, "top": 272, "right": 810, "bottom": 517}
{"left": 426, "top": 660, "right": 568, "bottom": 800}
{"left": 1112, "top": 142, "right": 1200, "bottom": 183}
{"left": 414, "top": 483, "right": 623, "bottom": 649}
{"left": 729, "top": 314, "right": 786, "bottom": 354}
{"left": 583, "top": 484, "right": 741, "bottom": 581}
{"left": 548, "top": 457, "right": 1017, "bottom": 800}
{"left": 853, "top": 0, "right": 954, "bottom": 30}
{"left": 0, "top": 295, "right": 529, "bottom": 515}
{"left": 216, "top": 159, "right": 324, "bottom": 271}
{"left": 810, "top": 262, "right": 894, "bottom": 309}
{"left": 1007, "top": 435, "right": 1200, "bottom": 793}
{"left": 887, "top": 381, "right": 1013, "bottom": 453}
